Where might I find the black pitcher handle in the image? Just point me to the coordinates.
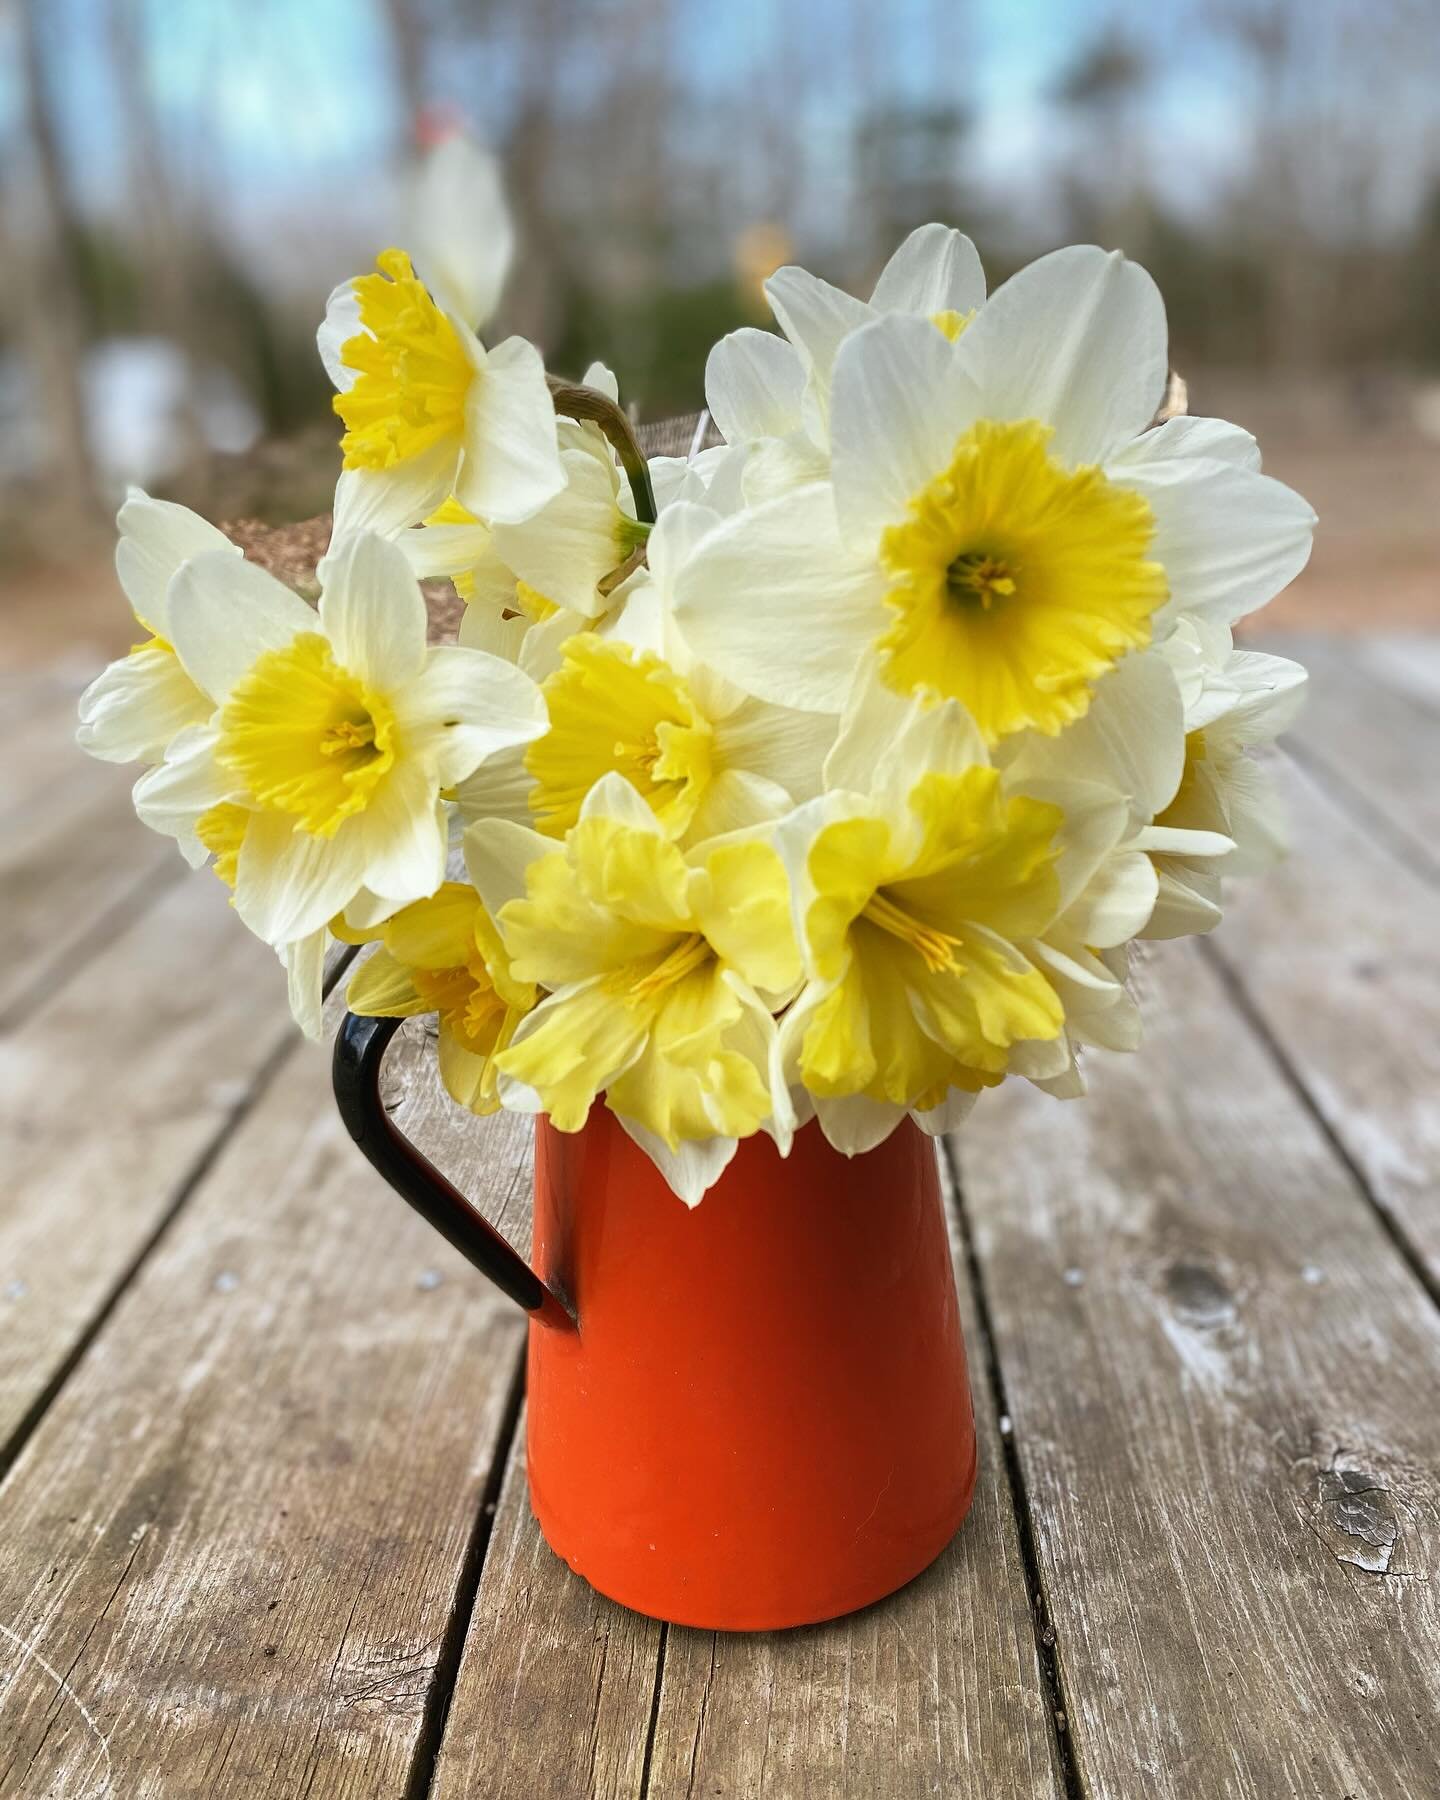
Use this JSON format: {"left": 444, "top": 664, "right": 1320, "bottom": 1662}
{"left": 333, "top": 1012, "right": 575, "bottom": 1333}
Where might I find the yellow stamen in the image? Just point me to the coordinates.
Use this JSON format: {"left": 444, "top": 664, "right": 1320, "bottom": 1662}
{"left": 217, "top": 632, "right": 395, "bottom": 837}
{"left": 862, "top": 890, "right": 962, "bottom": 975}
{"left": 628, "top": 933, "right": 711, "bottom": 1000}
{"left": 930, "top": 307, "right": 977, "bottom": 342}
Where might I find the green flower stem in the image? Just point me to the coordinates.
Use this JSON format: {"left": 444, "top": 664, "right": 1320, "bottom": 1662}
{"left": 546, "top": 377, "right": 658, "bottom": 525}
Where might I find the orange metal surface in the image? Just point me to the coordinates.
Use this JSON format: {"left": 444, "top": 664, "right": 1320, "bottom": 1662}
{"left": 527, "top": 1110, "right": 978, "bottom": 1630}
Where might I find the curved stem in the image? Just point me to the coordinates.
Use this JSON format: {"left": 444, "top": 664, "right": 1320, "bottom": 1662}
{"left": 547, "top": 376, "right": 657, "bottom": 525}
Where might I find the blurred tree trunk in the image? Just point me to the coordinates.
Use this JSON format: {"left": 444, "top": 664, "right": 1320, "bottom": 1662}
{"left": 14, "top": 0, "right": 102, "bottom": 529}
{"left": 381, "top": 0, "right": 427, "bottom": 142}
{"left": 108, "top": 0, "right": 209, "bottom": 503}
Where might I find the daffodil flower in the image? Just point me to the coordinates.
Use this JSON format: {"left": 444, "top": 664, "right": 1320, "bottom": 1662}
{"left": 706, "top": 222, "right": 987, "bottom": 488}
{"left": 773, "top": 679, "right": 1141, "bottom": 1152}
{"left": 76, "top": 489, "right": 240, "bottom": 764}
{"left": 675, "top": 248, "right": 1316, "bottom": 746}
{"left": 132, "top": 529, "right": 547, "bottom": 948}
{"left": 1140, "top": 627, "right": 1307, "bottom": 936}
{"left": 465, "top": 772, "right": 800, "bottom": 1205}
{"left": 344, "top": 881, "right": 536, "bottom": 1111}
{"left": 401, "top": 372, "right": 649, "bottom": 629}
{"left": 318, "top": 137, "right": 562, "bottom": 539}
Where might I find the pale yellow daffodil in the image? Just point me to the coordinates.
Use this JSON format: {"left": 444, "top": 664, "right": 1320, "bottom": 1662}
{"left": 344, "top": 880, "right": 536, "bottom": 1112}
{"left": 465, "top": 772, "right": 800, "bottom": 1204}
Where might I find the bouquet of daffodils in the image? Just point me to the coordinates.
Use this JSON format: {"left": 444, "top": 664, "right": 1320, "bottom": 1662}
{"left": 78, "top": 139, "right": 1314, "bottom": 1204}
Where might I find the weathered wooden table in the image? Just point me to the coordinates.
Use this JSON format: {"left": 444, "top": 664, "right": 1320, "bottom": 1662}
{"left": 3, "top": 546, "right": 1438, "bottom": 1793}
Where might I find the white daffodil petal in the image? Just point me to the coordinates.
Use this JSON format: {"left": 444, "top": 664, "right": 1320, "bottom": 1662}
{"left": 317, "top": 279, "right": 364, "bottom": 393}
{"left": 956, "top": 245, "right": 1168, "bottom": 466}
{"left": 1065, "top": 849, "right": 1159, "bottom": 948}
{"left": 1006, "top": 648, "right": 1184, "bottom": 822}
{"left": 812, "top": 1092, "right": 908, "bottom": 1156}
{"left": 580, "top": 770, "right": 669, "bottom": 834}
{"left": 516, "top": 608, "right": 587, "bottom": 682}
{"left": 77, "top": 644, "right": 211, "bottom": 764}
{"left": 463, "top": 815, "right": 556, "bottom": 920}
{"left": 714, "top": 696, "right": 835, "bottom": 802}
{"left": 1218, "top": 755, "right": 1289, "bottom": 875}
{"left": 581, "top": 360, "right": 620, "bottom": 402}
{"left": 165, "top": 550, "right": 317, "bottom": 704}
{"left": 457, "top": 603, "right": 530, "bottom": 663}
{"left": 829, "top": 313, "right": 982, "bottom": 553}
{"left": 115, "top": 489, "right": 239, "bottom": 635}
{"left": 329, "top": 442, "right": 458, "bottom": 544}
{"left": 1134, "top": 825, "right": 1234, "bottom": 858}
{"left": 612, "top": 1113, "right": 738, "bottom": 1208}
{"left": 318, "top": 530, "right": 428, "bottom": 689}
{"left": 1215, "top": 650, "right": 1308, "bottom": 742}
{"left": 456, "top": 335, "right": 564, "bottom": 525}
{"left": 408, "top": 134, "right": 513, "bottom": 327}
{"left": 1019, "top": 776, "right": 1128, "bottom": 915}
{"left": 739, "top": 431, "right": 831, "bottom": 505}
{"left": 282, "top": 929, "right": 329, "bottom": 1041}
{"left": 764, "top": 265, "right": 871, "bottom": 385}
{"left": 1109, "top": 413, "right": 1262, "bottom": 474}
{"left": 1120, "top": 456, "right": 1316, "bottom": 627}
{"left": 493, "top": 444, "right": 624, "bottom": 615}
{"left": 398, "top": 518, "right": 495, "bottom": 583}
{"left": 912, "top": 1086, "right": 981, "bottom": 1137}
{"left": 870, "top": 223, "right": 985, "bottom": 318}
{"left": 132, "top": 725, "right": 242, "bottom": 846}
{"left": 234, "top": 810, "right": 369, "bottom": 945}
{"left": 685, "top": 768, "right": 793, "bottom": 843}
{"left": 1145, "top": 866, "right": 1223, "bottom": 939}
{"left": 450, "top": 743, "right": 536, "bottom": 828}
{"left": 393, "top": 643, "right": 546, "bottom": 787}
{"left": 671, "top": 482, "right": 883, "bottom": 713}
{"left": 359, "top": 766, "right": 448, "bottom": 903}
{"left": 706, "top": 328, "right": 807, "bottom": 443}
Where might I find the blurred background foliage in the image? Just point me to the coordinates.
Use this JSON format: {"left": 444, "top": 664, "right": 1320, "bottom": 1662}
{"left": 2, "top": 0, "right": 1439, "bottom": 625}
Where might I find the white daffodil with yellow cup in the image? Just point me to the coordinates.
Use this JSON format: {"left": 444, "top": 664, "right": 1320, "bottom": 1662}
{"left": 78, "top": 135, "right": 1317, "bottom": 1634}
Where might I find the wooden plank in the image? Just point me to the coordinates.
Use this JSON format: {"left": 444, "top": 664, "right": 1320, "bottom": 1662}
{"left": 953, "top": 939, "right": 1440, "bottom": 1800}
{"left": 1213, "top": 753, "right": 1440, "bottom": 1289}
{"left": 0, "top": 1006, "right": 535, "bottom": 1798}
{"left": 645, "top": 1171, "right": 1066, "bottom": 1800}
{"left": 1270, "top": 633, "right": 1440, "bottom": 879}
{"left": 0, "top": 683, "right": 97, "bottom": 818}
{"left": 1354, "top": 635, "right": 1440, "bottom": 713}
{"left": 429, "top": 1410, "right": 664, "bottom": 1800}
{"left": 0, "top": 877, "right": 298, "bottom": 1455}
{"left": 0, "top": 758, "right": 182, "bottom": 1024}
{"left": 432, "top": 1155, "right": 1065, "bottom": 1800}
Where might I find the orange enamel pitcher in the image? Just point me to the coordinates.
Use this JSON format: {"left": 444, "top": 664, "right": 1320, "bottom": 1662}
{"left": 335, "top": 1013, "right": 978, "bottom": 1630}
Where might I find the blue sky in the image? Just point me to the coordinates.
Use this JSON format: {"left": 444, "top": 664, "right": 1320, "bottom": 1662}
{"left": 2, "top": 0, "right": 1426, "bottom": 277}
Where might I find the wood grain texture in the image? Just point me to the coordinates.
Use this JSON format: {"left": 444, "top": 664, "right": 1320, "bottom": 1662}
{"left": 1270, "top": 633, "right": 1440, "bottom": 880}
{"left": 432, "top": 1152, "right": 1065, "bottom": 1800}
{"left": 0, "top": 747, "right": 181, "bottom": 1023}
{"left": 0, "top": 875, "right": 300, "bottom": 1456}
{"left": 953, "top": 939, "right": 1440, "bottom": 1800}
{"left": 0, "top": 682, "right": 97, "bottom": 818}
{"left": 429, "top": 1410, "right": 664, "bottom": 1800}
{"left": 1215, "top": 754, "right": 1440, "bottom": 1291}
{"left": 0, "top": 1004, "right": 534, "bottom": 1799}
